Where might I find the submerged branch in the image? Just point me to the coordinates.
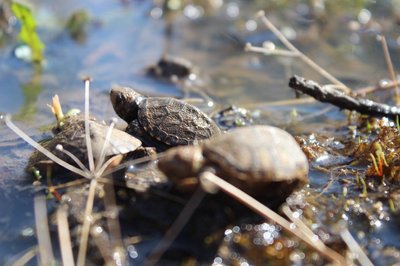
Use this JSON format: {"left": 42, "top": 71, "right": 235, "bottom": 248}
{"left": 289, "top": 75, "right": 400, "bottom": 120}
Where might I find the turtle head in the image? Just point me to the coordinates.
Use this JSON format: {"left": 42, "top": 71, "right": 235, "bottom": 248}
{"left": 110, "top": 86, "right": 143, "bottom": 123}
{"left": 158, "top": 145, "right": 204, "bottom": 183}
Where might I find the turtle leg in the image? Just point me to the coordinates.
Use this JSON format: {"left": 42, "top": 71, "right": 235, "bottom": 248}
{"left": 126, "top": 120, "right": 170, "bottom": 152}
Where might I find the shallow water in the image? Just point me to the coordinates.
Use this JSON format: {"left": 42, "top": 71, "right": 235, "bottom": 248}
{"left": 1, "top": 0, "right": 400, "bottom": 264}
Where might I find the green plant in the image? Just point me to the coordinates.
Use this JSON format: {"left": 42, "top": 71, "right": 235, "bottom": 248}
{"left": 11, "top": 1, "right": 45, "bottom": 63}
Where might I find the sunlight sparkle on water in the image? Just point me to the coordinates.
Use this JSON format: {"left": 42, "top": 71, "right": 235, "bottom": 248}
{"left": 21, "top": 227, "right": 34, "bottom": 237}
{"left": 94, "top": 226, "right": 103, "bottom": 233}
{"left": 245, "top": 20, "right": 257, "bottom": 31}
{"left": 184, "top": 5, "right": 204, "bottom": 19}
{"left": 150, "top": 7, "right": 163, "bottom": 19}
{"left": 372, "top": 220, "right": 382, "bottom": 228}
{"left": 127, "top": 245, "right": 139, "bottom": 259}
{"left": 212, "top": 256, "right": 223, "bottom": 266}
{"left": 358, "top": 9, "right": 371, "bottom": 24}
{"left": 210, "top": 0, "right": 223, "bottom": 8}
{"left": 226, "top": 3, "right": 239, "bottom": 18}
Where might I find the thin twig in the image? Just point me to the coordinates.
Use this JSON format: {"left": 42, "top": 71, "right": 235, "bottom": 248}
{"left": 95, "top": 119, "right": 116, "bottom": 172}
{"left": 34, "top": 193, "right": 55, "bottom": 266}
{"left": 250, "top": 10, "right": 350, "bottom": 92}
{"left": 378, "top": 35, "right": 400, "bottom": 104}
{"left": 49, "top": 179, "right": 89, "bottom": 190}
{"left": 77, "top": 179, "right": 97, "bottom": 266}
{"left": 241, "top": 97, "right": 316, "bottom": 108}
{"left": 103, "top": 180, "right": 126, "bottom": 265}
{"left": 245, "top": 43, "right": 300, "bottom": 57}
{"left": 90, "top": 224, "right": 114, "bottom": 263}
{"left": 144, "top": 187, "right": 206, "bottom": 266}
{"left": 354, "top": 79, "right": 400, "bottom": 96}
{"left": 57, "top": 204, "right": 75, "bottom": 266}
{"left": 4, "top": 115, "right": 87, "bottom": 177}
{"left": 7, "top": 246, "right": 37, "bottom": 266}
{"left": 282, "top": 205, "right": 337, "bottom": 253}
{"left": 83, "top": 77, "right": 95, "bottom": 173}
{"left": 201, "top": 171, "right": 346, "bottom": 265}
{"left": 335, "top": 221, "right": 374, "bottom": 266}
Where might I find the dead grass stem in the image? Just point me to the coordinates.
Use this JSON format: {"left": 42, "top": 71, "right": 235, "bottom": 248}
{"left": 201, "top": 171, "right": 347, "bottom": 266}
{"left": 246, "top": 10, "right": 350, "bottom": 93}
{"left": 144, "top": 188, "right": 206, "bottom": 266}
{"left": 378, "top": 35, "right": 400, "bottom": 104}
{"left": 34, "top": 193, "right": 55, "bottom": 265}
{"left": 56, "top": 204, "right": 75, "bottom": 266}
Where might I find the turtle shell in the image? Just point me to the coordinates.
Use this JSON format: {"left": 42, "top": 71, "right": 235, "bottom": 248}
{"left": 28, "top": 116, "right": 142, "bottom": 171}
{"left": 137, "top": 97, "right": 220, "bottom": 146}
{"left": 202, "top": 125, "right": 308, "bottom": 194}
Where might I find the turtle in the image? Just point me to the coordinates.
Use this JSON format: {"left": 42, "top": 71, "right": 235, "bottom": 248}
{"left": 110, "top": 86, "right": 221, "bottom": 151}
{"left": 147, "top": 54, "right": 193, "bottom": 81}
{"left": 157, "top": 125, "right": 309, "bottom": 199}
{"left": 28, "top": 96, "right": 142, "bottom": 173}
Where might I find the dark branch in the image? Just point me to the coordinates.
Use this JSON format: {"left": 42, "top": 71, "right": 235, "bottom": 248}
{"left": 289, "top": 75, "right": 400, "bottom": 120}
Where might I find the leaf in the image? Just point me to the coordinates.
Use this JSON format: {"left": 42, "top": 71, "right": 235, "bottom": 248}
{"left": 11, "top": 2, "right": 45, "bottom": 63}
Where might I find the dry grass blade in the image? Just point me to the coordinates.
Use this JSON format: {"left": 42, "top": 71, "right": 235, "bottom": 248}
{"left": 244, "top": 43, "right": 299, "bottom": 57}
{"left": 246, "top": 10, "right": 349, "bottom": 93}
{"left": 354, "top": 79, "right": 400, "bottom": 96}
{"left": 3, "top": 77, "right": 141, "bottom": 265}
{"left": 241, "top": 97, "right": 316, "bottom": 108}
{"left": 3, "top": 115, "right": 87, "bottom": 178}
{"left": 76, "top": 179, "right": 97, "bottom": 266}
{"left": 57, "top": 204, "right": 75, "bottom": 266}
{"left": 90, "top": 225, "right": 114, "bottom": 263}
{"left": 144, "top": 188, "right": 206, "bottom": 266}
{"left": 335, "top": 221, "right": 374, "bottom": 266}
{"left": 102, "top": 152, "right": 166, "bottom": 176}
{"left": 282, "top": 205, "right": 319, "bottom": 241}
{"left": 95, "top": 119, "right": 116, "bottom": 172}
{"left": 56, "top": 144, "right": 90, "bottom": 174}
{"left": 282, "top": 204, "right": 344, "bottom": 259}
{"left": 83, "top": 78, "right": 95, "bottom": 173}
{"left": 34, "top": 193, "right": 55, "bottom": 266}
{"left": 378, "top": 35, "right": 400, "bottom": 104}
{"left": 103, "top": 180, "right": 126, "bottom": 265}
{"left": 6, "top": 246, "right": 37, "bottom": 266}
{"left": 200, "top": 171, "right": 347, "bottom": 266}
{"left": 49, "top": 179, "right": 89, "bottom": 190}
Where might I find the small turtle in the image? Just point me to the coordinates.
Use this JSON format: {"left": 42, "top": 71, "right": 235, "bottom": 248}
{"left": 158, "top": 125, "right": 309, "bottom": 198}
{"left": 110, "top": 86, "right": 221, "bottom": 151}
{"left": 28, "top": 116, "right": 142, "bottom": 171}
{"left": 147, "top": 54, "right": 193, "bottom": 81}
{"left": 28, "top": 96, "right": 142, "bottom": 173}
